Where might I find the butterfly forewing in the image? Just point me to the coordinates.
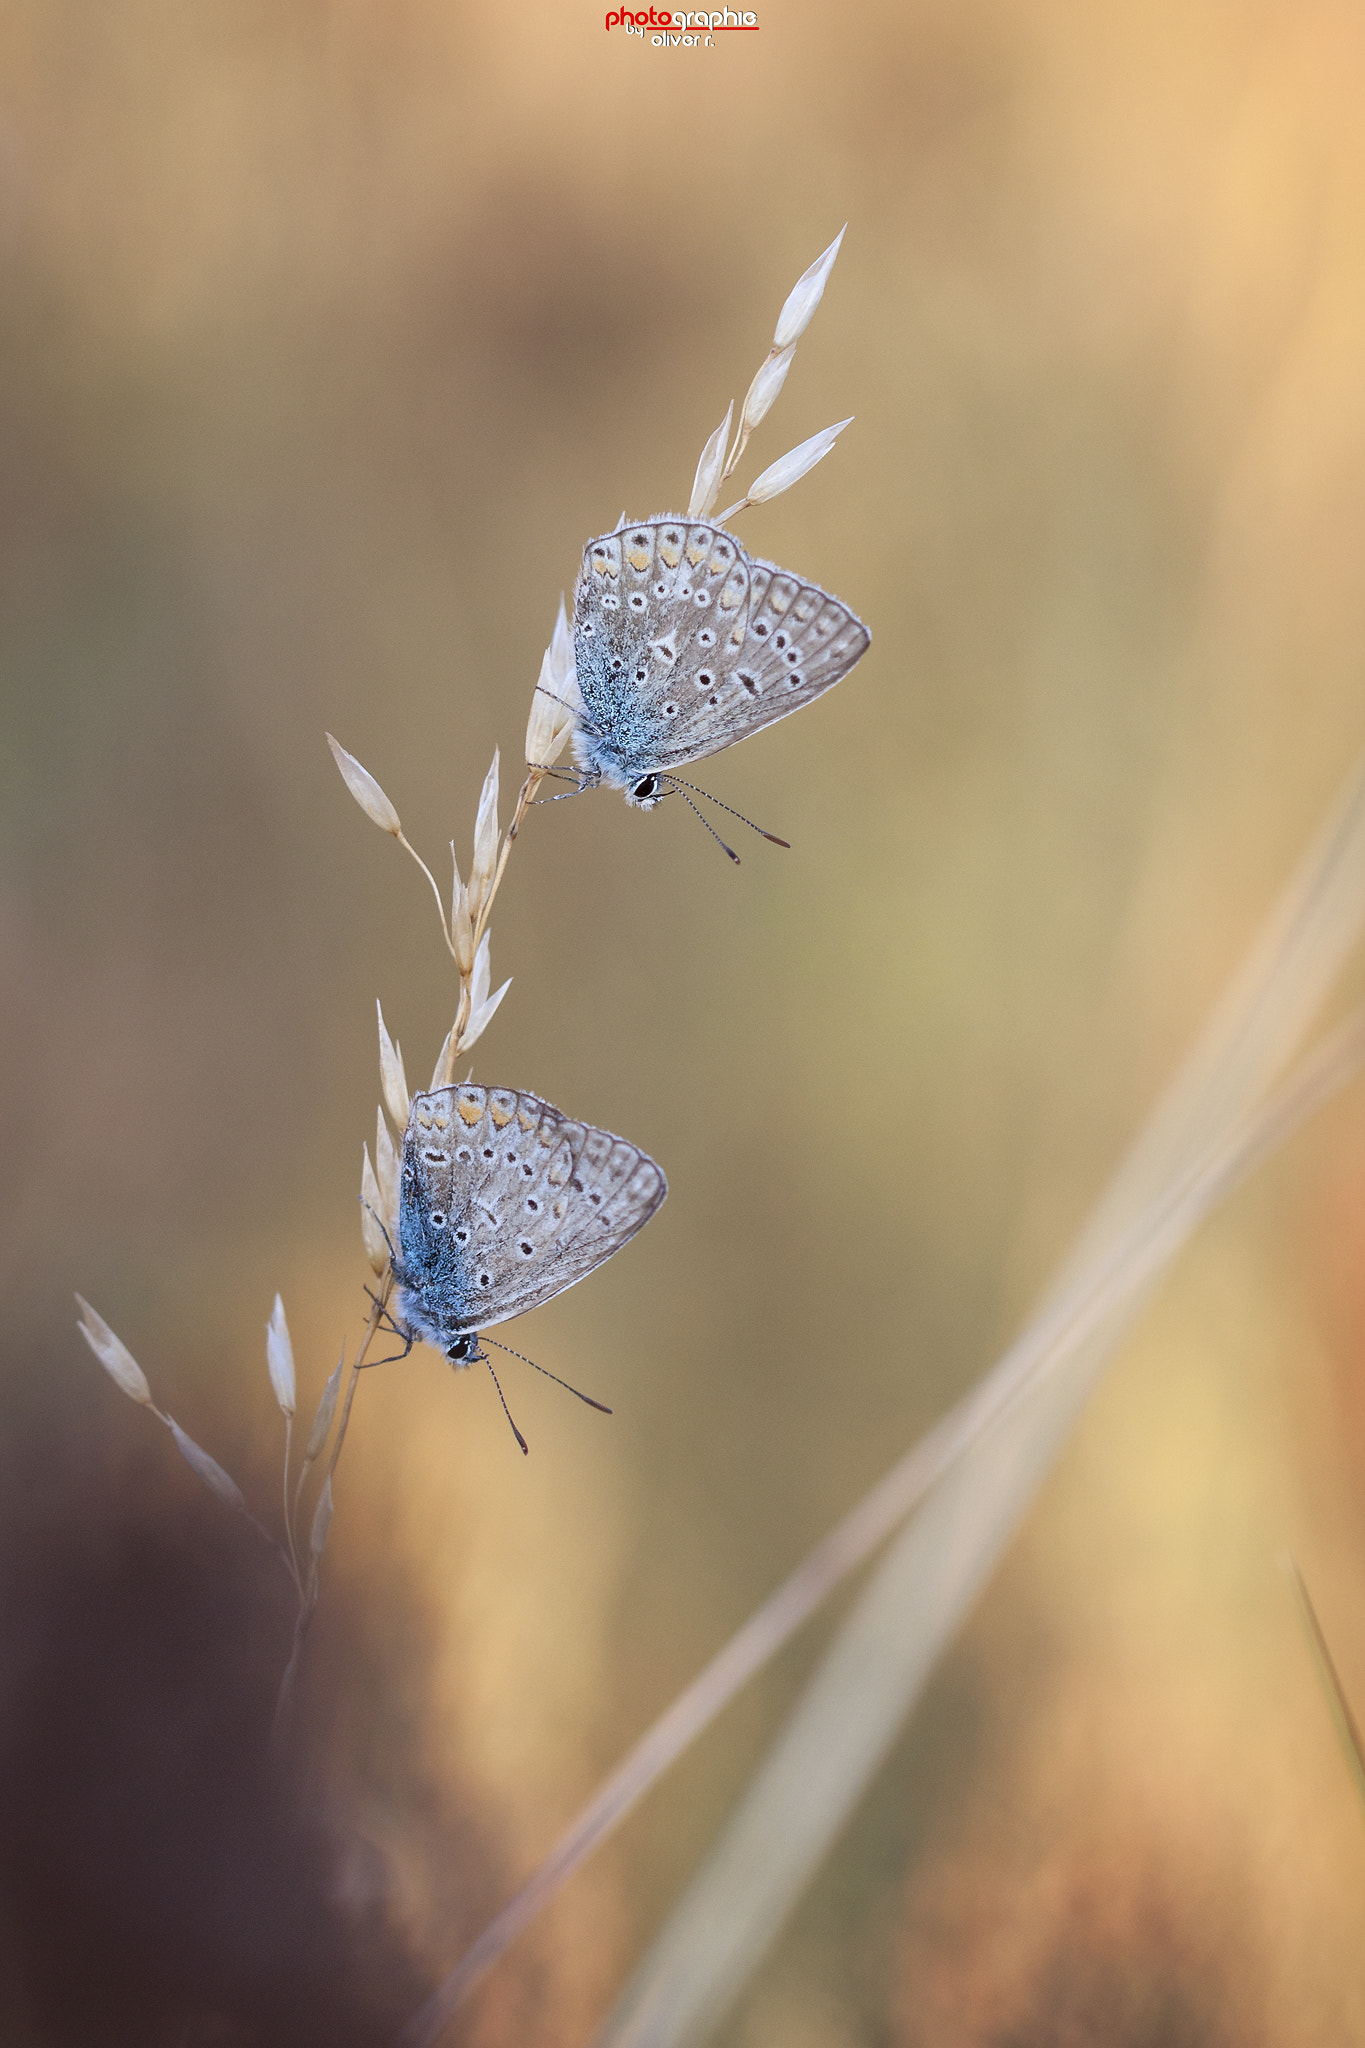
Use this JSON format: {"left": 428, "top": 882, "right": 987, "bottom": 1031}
{"left": 397, "top": 1085, "right": 666, "bottom": 1348}
{"left": 572, "top": 515, "right": 869, "bottom": 787}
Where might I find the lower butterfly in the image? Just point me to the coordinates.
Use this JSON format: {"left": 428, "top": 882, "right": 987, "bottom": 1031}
{"left": 391, "top": 1083, "right": 667, "bottom": 1450}
{"left": 565, "top": 516, "right": 870, "bottom": 848}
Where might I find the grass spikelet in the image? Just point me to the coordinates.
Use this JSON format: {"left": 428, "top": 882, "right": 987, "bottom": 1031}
{"left": 75, "top": 1295, "right": 153, "bottom": 1407}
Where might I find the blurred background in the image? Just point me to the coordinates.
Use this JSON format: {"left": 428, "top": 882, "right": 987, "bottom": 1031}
{"left": 4, "top": 0, "right": 1365, "bottom": 2041}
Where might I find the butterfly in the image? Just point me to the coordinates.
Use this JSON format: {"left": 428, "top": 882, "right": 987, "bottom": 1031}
{"left": 568, "top": 515, "right": 871, "bottom": 829}
{"left": 393, "top": 1083, "right": 666, "bottom": 1377}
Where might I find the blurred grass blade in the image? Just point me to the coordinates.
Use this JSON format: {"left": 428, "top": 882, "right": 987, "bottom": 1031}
{"left": 398, "top": 757, "right": 1365, "bottom": 2048}
{"left": 591, "top": 764, "right": 1365, "bottom": 2048}
{"left": 1285, "top": 1553, "right": 1365, "bottom": 1816}
{"left": 592, "top": 1016, "right": 1365, "bottom": 2048}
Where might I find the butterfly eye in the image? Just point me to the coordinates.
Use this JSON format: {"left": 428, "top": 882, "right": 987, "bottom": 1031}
{"left": 663, "top": 703, "right": 677, "bottom": 717}
{"left": 787, "top": 672, "right": 804, "bottom": 688}
{"left": 786, "top": 648, "right": 801, "bottom": 664}
{"left": 696, "top": 671, "right": 713, "bottom": 688}
{"left": 602, "top": 594, "right": 619, "bottom": 610}
{"left": 753, "top": 620, "right": 770, "bottom": 637}
{"left": 482, "top": 1146, "right": 495, "bottom": 1159}
{"left": 431, "top": 1211, "right": 445, "bottom": 1226}
{"left": 455, "top": 1227, "right": 469, "bottom": 1243}
{"left": 693, "top": 588, "right": 711, "bottom": 606}
{"left": 456, "top": 1145, "right": 472, "bottom": 1163}
{"left": 654, "top": 580, "right": 667, "bottom": 596}
{"left": 478, "top": 1271, "right": 492, "bottom": 1288}
{"left": 423, "top": 1148, "right": 443, "bottom": 1163}
{"left": 582, "top": 621, "right": 595, "bottom": 636}
{"left": 518, "top": 1241, "right": 534, "bottom": 1256}
{"left": 635, "top": 668, "right": 647, "bottom": 681}
{"left": 697, "top": 629, "right": 715, "bottom": 647}
{"left": 629, "top": 594, "right": 646, "bottom": 610}
{"left": 525, "top": 1196, "right": 540, "bottom": 1212}
{"left": 521, "top": 1163, "right": 534, "bottom": 1177}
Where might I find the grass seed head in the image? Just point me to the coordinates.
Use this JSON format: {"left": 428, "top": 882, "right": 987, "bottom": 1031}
{"left": 374, "top": 1107, "right": 400, "bottom": 1240}
{"left": 450, "top": 851, "right": 476, "bottom": 977}
{"left": 304, "top": 1356, "right": 344, "bottom": 1465}
{"left": 467, "top": 749, "right": 501, "bottom": 927}
{"left": 310, "top": 1474, "right": 334, "bottom": 1561}
{"left": 722, "top": 417, "right": 854, "bottom": 519}
{"left": 772, "top": 225, "right": 845, "bottom": 351}
{"left": 265, "top": 1293, "right": 296, "bottom": 1418}
{"left": 326, "top": 733, "right": 401, "bottom": 837}
{"left": 166, "top": 1416, "right": 248, "bottom": 1514}
{"left": 376, "top": 1000, "right": 411, "bottom": 1131}
{"left": 462, "top": 930, "right": 511, "bottom": 1052}
{"left": 688, "top": 403, "right": 734, "bottom": 519}
{"left": 360, "top": 1144, "right": 391, "bottom": 1276}
{"left": 75, "top": 1295, "right": 153, "bottom": 1407}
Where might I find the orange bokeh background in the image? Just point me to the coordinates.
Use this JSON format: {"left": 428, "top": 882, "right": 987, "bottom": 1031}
{"left": 4, "top": 1, "right": 1365, "bottom": 2041}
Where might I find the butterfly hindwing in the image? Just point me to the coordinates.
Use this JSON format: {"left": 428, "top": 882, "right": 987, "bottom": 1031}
{"left": 397, "top": 1085, "right": 666, "bottom": 1350}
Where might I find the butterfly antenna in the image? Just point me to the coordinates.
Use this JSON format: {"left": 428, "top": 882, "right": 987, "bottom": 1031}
{"left": 482, "top": 1353, "right": 529, "bottom": 1455}
{"left": 674, "top": 787, "right": 741, "bottom": 864}
{"left": 661, "top": 775, "right": 790, "bottom": 848}
{"left": 484, "top": 1335, "right": 613, "bottom": 1414}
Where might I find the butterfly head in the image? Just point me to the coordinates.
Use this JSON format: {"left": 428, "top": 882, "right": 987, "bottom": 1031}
{"left": 445, "top": 1331, "right": 486, "bottom": 1370}
{"left": 627, "top": 773, "right": 668, "bottom": 811}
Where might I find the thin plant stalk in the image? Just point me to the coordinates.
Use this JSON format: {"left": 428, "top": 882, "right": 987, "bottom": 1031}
{"left": 1285, "top": 1553, "right": 1365, "bottom": 1819}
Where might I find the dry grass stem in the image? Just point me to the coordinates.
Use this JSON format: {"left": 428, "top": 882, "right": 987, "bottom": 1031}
{"left": 1285, "top": 1554, "right": 1365, "bottom": 1819}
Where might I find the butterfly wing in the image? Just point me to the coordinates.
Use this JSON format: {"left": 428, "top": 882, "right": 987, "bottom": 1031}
{"left": 573, "top": 517, "right": 754, "bottom": 784}
{"left": 572, "top": 515, "right": 869, "bottom": 784}
{"left": 399, "top": 1085, "right": 666, "bottom": 1344}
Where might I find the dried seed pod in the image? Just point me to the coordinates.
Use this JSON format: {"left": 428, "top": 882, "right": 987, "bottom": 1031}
{"left": 688, "top": 403, "right": 734, "bottom": 520}
{"left": 360, "top": 1144, "right": 390, "bottom": 1276}
{"left": 772, "top": 226, "right": 845, "bottom": 351}
{"left": 376, "top": 1001, "right": 411, "bottom": 1132}
{"left": 266, "top": 1294, "right": 296, "bottom": 1418}
{"left": 326, "top": 734, "right": 401, "bottom": 836}
{"left": 75, "top": 1295, "right": 153, "bottom": 1407}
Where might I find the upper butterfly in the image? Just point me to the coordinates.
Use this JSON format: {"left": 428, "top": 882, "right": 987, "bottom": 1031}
{"left": 569, "top": 515, "right": 871, "bottom": 813}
